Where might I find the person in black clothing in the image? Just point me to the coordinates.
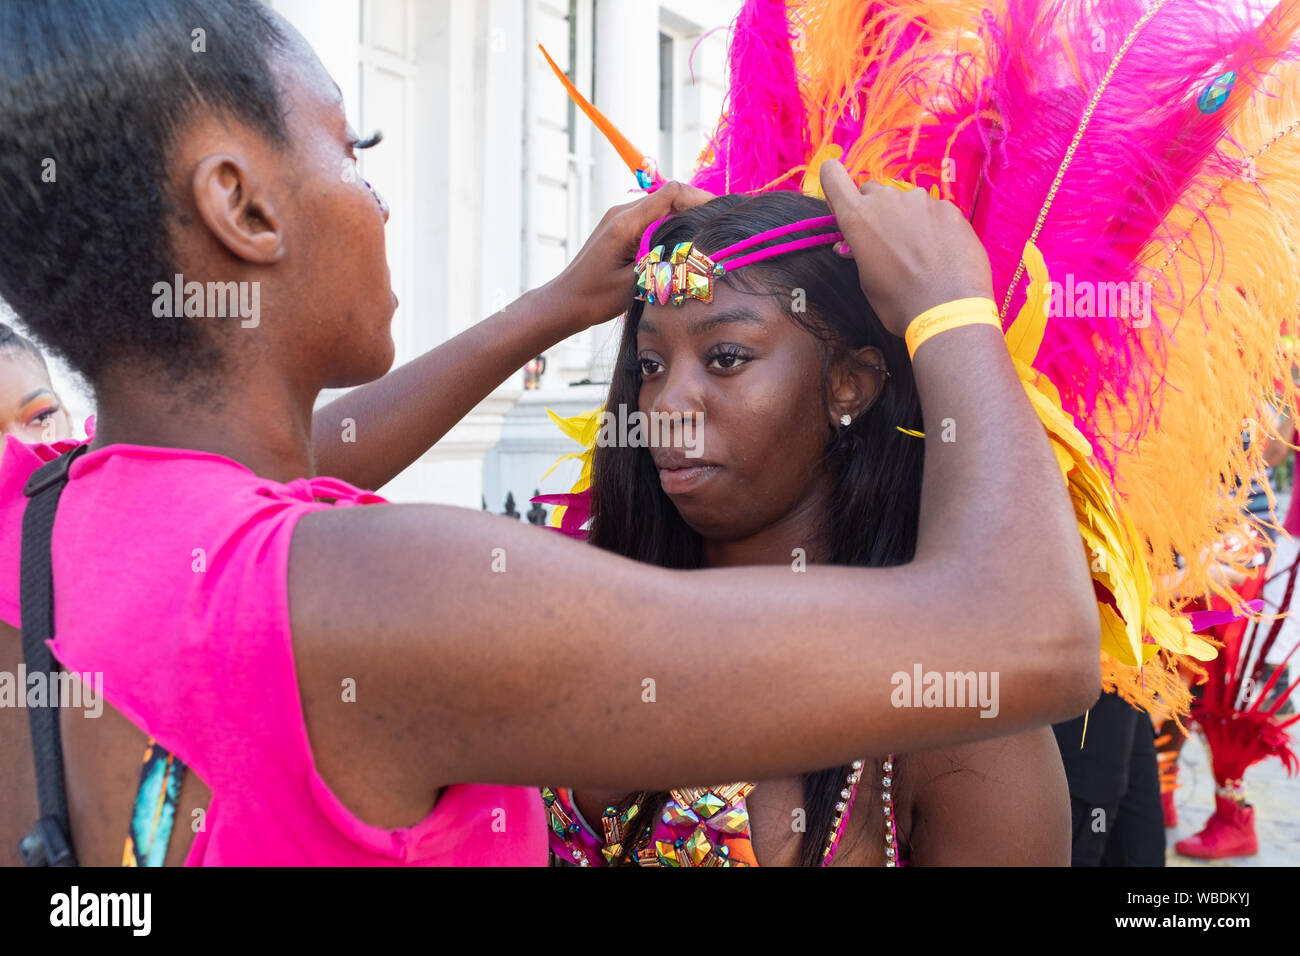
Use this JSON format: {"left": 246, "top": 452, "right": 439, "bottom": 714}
{"left": 1053, "top": 691, "right": 1165, "bottom": 866}
{"left": 1057, "top": 407, "right": 1292, "bottom": 866}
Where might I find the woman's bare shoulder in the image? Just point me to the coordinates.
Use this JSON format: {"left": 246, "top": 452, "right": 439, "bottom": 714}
{"left": 898, "top": 726, "right": 1071, "bottom": 865}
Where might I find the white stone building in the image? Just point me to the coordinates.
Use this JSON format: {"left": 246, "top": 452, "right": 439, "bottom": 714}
{"left": 281, "top": 0, "right": 741, "bottom": 513}
{"left": 16, "top": 0, "right": 740, "bottom": 518}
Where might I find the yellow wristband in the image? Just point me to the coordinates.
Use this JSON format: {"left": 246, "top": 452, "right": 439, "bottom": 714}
{"left": 904, "top": 297, "right": 1002, "bottom": 360}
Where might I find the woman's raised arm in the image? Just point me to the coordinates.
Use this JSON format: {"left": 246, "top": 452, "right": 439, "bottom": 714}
{"left": 311, "top": 183, "right": 713, "bottom": 491}
{"left": 288, "top": 170, "right": 1101, "bottom": 802}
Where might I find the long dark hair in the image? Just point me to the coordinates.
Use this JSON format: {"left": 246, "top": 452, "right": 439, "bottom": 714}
{"left": 588, "top": 192, "right": 925, "bottom": 865}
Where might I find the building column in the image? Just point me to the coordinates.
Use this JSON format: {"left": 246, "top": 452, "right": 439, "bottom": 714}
{"left": 592, "top": 0, "right": 661, "bottom": 213}
{"left": 562, "top": 0, "right": 662, "bottom": 384}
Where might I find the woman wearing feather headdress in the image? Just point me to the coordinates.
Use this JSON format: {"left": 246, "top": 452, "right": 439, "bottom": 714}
{"left": 0, "top": 0, "right": 1110, "bottom": 868}
{"left": 1158, "top": 391, "right": 1300, "bottom": 859}
{"left": 536, "top": 0, "right": 1300, "bottom": 865}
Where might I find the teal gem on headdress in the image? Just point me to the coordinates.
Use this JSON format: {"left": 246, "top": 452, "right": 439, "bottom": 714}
{"left": 1197, "top": 71, "right": 1236, "bottom": 114}
{"left": 636, "top": 158, "right": 658, "bottom": 190}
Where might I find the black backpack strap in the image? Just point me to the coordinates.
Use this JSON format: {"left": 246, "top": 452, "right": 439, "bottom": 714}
{"left": 16, "top": 443, "right": 89, "bottom": 866}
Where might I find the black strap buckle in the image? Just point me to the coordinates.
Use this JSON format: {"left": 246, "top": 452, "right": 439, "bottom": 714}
{"left": 23, "top": 443, "right": 90, "bottom": 498}
{"left": 18, "top": 816, "right": 76, "bottom": 866}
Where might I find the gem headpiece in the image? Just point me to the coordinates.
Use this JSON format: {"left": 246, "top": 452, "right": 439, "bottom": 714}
{"left": 634, "top": 214, "right": 844, "bottom": 306}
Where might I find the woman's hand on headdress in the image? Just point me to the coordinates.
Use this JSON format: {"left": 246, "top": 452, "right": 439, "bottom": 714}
{"left": 549, "top": 181, "right": 713, "bottom": 332}
{"left": 820, "top": 159, "right": 993, "bottom": 340}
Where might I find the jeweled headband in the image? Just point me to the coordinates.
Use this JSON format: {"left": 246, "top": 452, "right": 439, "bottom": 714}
{"left": 634, "top": 214, "right": 844, "bottom": 306}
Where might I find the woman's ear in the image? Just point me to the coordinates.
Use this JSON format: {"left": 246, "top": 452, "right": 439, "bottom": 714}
{"left": 829, "top": 346, "right": 888, "bottom": 427}
{"left": 190, "top": 153, "right": 286, "bottom": 264}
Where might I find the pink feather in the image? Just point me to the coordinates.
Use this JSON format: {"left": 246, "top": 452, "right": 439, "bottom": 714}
{"left": 905, "top": 0, "right": 1291, "bottom": 475}
{"left": 691, "top": 0, "right": 809, "bottom": 194}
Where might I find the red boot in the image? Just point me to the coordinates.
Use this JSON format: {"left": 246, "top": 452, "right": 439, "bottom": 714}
{"left": 1174, "top": 793, "right": 1258, "bottom": 859}
{"left": 1161, "top": 788, "right": 1178, "bottom": 829}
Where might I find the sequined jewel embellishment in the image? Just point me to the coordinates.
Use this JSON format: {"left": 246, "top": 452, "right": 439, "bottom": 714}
{"left": 684, "top": 827, "right": 713, "bottom": 865}
{"left": 710, "top": 806, "right": 750, "bottom": 834}
{"left": 691, "top": 791, "right": 726, "bottom": 819}
{"left": 661, "top": 800, "right": 700, "bottom": 827}
{"left": 648, "top": 783, "right": 757, "bottom": 867}
{"left": 634, "top": 241, "right": 722, "bottom": 307}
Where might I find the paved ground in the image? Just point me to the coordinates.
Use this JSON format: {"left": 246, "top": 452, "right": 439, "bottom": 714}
{"left": 1165, "top": 499, "right": 1299, "bottom": 867}
{"left": 1165, "top": 730, "right": 1298, "bottom": 866}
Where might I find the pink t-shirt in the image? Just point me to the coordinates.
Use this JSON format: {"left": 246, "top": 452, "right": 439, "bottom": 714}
{"left": 0, "top": 429, "right": 545, "bottom": 865}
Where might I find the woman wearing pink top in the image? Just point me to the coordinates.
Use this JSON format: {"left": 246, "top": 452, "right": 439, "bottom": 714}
{"left": 0, "top": 1, "right": 1099, "bottom": 865}
{"left": 0, "top": 326, "right": 75, "bottom": 444}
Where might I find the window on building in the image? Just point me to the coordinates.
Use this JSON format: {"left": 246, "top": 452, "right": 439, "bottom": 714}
{"left": 567, "top": 0, "right": 578, "bottom": 155}
{"left": 659, "top": 31, "right": 674, "bottom": 179}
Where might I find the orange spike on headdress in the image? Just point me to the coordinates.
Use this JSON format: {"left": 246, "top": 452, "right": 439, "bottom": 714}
{"left": 538, "top": 44, "right": 660, "bottom": 189}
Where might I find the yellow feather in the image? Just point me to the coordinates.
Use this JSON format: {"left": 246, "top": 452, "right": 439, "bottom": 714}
{"left": 800, "top": 143, "right": 844, "bottom": 198}
{"left": 1004, "top": 241, "right": 1051, "bottom": 366}
{"left": 1008, "top": 245, "right": 1221, "bottom": 706}
{"left": 542, "top": 406, "right": 604, "bottom": 528}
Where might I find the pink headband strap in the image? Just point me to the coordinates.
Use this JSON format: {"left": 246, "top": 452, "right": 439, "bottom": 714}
{"left": 637, "top": 215, "right": 673, "bottom": 261}
{"left": 635, "top": 214, "right": 841, "bottom": 268}
{"left": 709, "top": 215, "right": 840, "bottom": 263}
{"left": 632, "top": 213, "right": 844, "bottom": 309}
{"left": 720, "top": 230, "right": 844, "bottom": 272}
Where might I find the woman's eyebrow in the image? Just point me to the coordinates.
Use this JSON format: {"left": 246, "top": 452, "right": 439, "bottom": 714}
{"left": 687, "top": 307, "right": 765, "bottom": 337}
{"left": 18, "top": 388, "right": 52, "bottom": 406}
{"left": 638, "top": 307, "right": 766, "bottom": 339}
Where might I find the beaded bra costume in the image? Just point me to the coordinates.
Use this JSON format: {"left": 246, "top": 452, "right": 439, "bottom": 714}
{"left": 544, "top": 758, "right": 903, "bottom": 867}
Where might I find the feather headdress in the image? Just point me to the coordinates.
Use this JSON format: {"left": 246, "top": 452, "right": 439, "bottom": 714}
{"left": 536, "top": 0, "right": 1300, "bottom": 723}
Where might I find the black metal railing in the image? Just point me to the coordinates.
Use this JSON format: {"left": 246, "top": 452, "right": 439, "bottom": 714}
{"left": 484, "top": 489, "right": 550, "bottom": 526}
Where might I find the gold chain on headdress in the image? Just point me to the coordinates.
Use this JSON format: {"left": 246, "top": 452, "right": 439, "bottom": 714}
{"left": 1148, "top": 115, "right": 1300, "bottom": 280}
{"left": 998, "top": 0, "right": 1174, "bottom": 321}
